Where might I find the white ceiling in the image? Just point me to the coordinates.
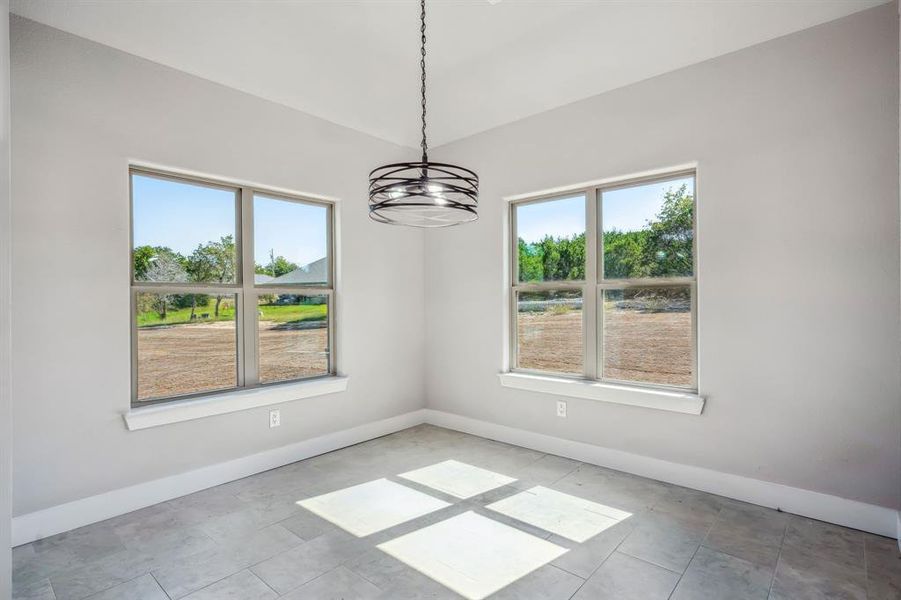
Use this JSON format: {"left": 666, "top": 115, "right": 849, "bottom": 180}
{"left": 11, "top": 0, "right": 888, "bottom": 149}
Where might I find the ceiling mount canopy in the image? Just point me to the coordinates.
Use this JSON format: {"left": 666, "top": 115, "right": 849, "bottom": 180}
{"left": 369, "top": 0, "right": 479, "bottom": 228}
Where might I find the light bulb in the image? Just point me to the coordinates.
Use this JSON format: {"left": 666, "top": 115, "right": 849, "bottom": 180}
{"left": 427, "top": 183, "right": 447, "bottom": 204}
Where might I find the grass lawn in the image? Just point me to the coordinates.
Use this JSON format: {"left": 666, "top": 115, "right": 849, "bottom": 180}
{"left": 137, "top": 299, "right": 326, "bottom": 327}
{"left": 260, "top": 303, "right": 327, "bottom": 323}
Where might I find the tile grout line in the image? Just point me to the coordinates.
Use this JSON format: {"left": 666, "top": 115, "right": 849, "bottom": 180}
{"left": 862, "top": 532, "right": 871, "bottom": 600}
{"left": 565, "top": 509, "right": 651, "bottom": 600}
{"left": 350, "top": 563, "right": 384, "bottom": 591}
{"left": 268, "top": 563, "right": 338, "bottom": 598}
{"left": 690, "top": 504, "right": 770, "bottom": 571}
{"left": 764, "top": 515, "right": 789, "bottom": 599}
{"left": 244, "top": 532, "right": 318, "bottom": 596}
{"left": 521, "top": 452, "right": 551, "bottom": 471}
{"left": 615, "top": 547, "right": 689, "bottom": 577}
{"left": 253, "top": 568, "right": 282, "bottom": 599}
{"left": 550, "top": 561, "right": 586, "bottom": 582}
{"left": 666, "top": 544, "right": 702, "bottom": 600}
{"left": 546, "top": 462, "right": 583, "bottom": 488}
{"left": 149, "top": 572, "right": 173, "bottom": 600}
{"left": 171, "top": 569, "right": 248, "bottom": 600}
{"left": 66, "top": 571, "right": 156, "bottom": 600}
{"left": 565, "top": 576, "right": 587, "bottom": 600}
{"left": 696, "top": 542, "right": 777, "bottom": 572}
{"left": 664, "top": 505, "right": 722, "bottom": 600}
{"left": 46, "top": 578, "right": 59, "bottom": 600}
{"left": 176, "top": 528, "right": 307, "bottom": 600}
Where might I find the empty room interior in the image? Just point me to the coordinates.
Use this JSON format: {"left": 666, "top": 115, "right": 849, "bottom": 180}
{"left": 1, "top": 0, "right": 900, "bottom": 598}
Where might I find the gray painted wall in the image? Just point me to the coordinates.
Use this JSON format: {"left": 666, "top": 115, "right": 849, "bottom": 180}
{"left": 10, "top": 16, "right": 426, "bottom": 516}
{"left": 7, "top": 1, "right": 900, "bottom": 532}
{"left": 425, "top": 4, "right": 901, "bottom": 510}
{"left": 1, "top": 1, "right": 11, "bottom": 591}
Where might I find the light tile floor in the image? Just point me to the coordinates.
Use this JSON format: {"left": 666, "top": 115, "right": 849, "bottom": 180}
{"left": 297, "top": 478, "right": 450, "bottom": 537}
{"left": 11, "top": 425, "right": 901, "bottom": 600}
{"left": 487, "top": 486, "right": 631, "bottom": 543}
{"left": 378, "top": 511, "right": 567, "bottom": 600}
{"left": 399, "top": 459, "right": 517, "bottom": 499}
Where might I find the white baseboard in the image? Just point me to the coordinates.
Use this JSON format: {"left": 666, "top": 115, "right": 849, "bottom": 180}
{"left": 12, "top": 406, "right": 899, "bottom": 545}
{"left": 12, "top": 409, "right": 426, "bottom": 546}
{"left": 423, "top": 409, "right": 900, "bottom": 539}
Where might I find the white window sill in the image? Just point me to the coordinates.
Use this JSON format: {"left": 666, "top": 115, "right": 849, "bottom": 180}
{"left": 124, "top": 376, "right": 349, "bottom": 431}
{"left": 498, "top": 372, "right": 704, "bottom": 415}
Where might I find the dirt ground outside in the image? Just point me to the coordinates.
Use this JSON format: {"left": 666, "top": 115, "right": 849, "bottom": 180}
{"left": 517, "top": 310, "right": 584, "bottom": 374}
{"left": 136, "top": 320, "right": 328, "bottom": 401}
{"left": 517, "top": 306, "right": 692, "bottom": 386}
{"left": 258, "top": 321, "right": 328, "bottom": 384}
{"left": 137, "top": 305, "right": 688, "bottom": 400}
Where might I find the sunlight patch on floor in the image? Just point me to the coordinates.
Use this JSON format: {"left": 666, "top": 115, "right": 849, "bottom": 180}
{"left": 377, "top": 511, "right": 568, "bottom": 600}
{"left": 297, "top": 478, "right": 450, "bottom": 537}
{"left": 487, "top": 485, "right": 632, "bottom": 542}
{"left": 398, "top": 459, "right": 516, "bottom": 499}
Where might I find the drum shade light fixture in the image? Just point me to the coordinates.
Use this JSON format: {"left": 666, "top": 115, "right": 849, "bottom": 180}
{"left": 369, "top": 0, "right": 479, "bottom": 227}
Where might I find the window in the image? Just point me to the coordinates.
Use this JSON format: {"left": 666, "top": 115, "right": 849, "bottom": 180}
{"left": 510, "top": 171, "right": 696, "bottom": 391}
{"left": 130, "top": 168, "right": 334, "bottom": 405}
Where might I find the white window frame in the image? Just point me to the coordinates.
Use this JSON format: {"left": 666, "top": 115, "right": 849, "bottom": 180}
{"left": 129, "top": 166, "right": 336, "bottom": 407}
{"left": 509, "top": 168, "right": 698, "bottom": 395}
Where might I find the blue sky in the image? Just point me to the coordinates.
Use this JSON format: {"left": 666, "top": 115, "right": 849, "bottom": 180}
{"left": 516, "top": 195, "right": 585, "bottom": 243}
{"left": 132, "top": 174, "right": 327, "bottom": 267}
{"left": 253, "top": 195, "right": 327, "bottom": 268}
{"left": 516, "top": 177, "right": 694, "bottom": 242}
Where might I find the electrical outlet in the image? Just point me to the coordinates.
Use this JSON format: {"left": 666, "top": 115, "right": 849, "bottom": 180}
{"left": 556, "top": 400, "right": 567, "bottom": 418}
{"left": 269, "top": 409, "right": 281, "bottom": 428}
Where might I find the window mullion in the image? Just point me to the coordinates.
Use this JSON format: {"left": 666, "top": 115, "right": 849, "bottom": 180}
{"left": 510, "top": 285, "right": 519, "bottom": 370}
{"left": 591, "top": 187, "right": 606, "bottom": 379}
{"left": 240, "top": 187, "right": 259, "bottom": 386}
{"left": 328, "top": 291, "right": 336, "bottom": 375}
{"left": 235, "top": 291, "right": 246, "bottom": 388}
{"left": 253, "top": 286, "right": 333, "bottom": 296}
{"left": 584, "top": 188, "right": 598, "bottom": 380}
{"left": 514, "top": 282, "right": 584, "bottom": 292}
{"left": 596, "top": 185, "right": 605, "bottom": 381}
{"left": 129, "top": 281, "right": 240, "bottom": 292}
{"left": 130, "top": 289, "right": 138, "bottom": 404}
{"left": 599, "top": 276, "right": 695, "bottom": 289}
{"left": 510, "top": 202, "right": 519, "bottom": 285}
{"left": 691, "top": 280, "right": 698, "bottom": 391}
{"left": 509, "top": 202, "right": 517, "bottom": 371}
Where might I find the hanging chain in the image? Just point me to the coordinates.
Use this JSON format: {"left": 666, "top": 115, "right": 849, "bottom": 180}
{"left": 420, "top": 0, "right": 428, "bottom": 163}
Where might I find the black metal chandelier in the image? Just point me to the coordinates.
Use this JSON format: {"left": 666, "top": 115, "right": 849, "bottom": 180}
{"left": 369, "top": 0, "right": 479, "bottom": 228}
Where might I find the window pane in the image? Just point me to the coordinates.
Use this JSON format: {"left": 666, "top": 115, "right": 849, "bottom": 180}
{"left": 135, "top": 292, "right": 238, "bottom": 401}
{"left": 516, "top": 289, "right": 583, "bottom": 374}
{"left": 132, "top": 174, "right": 237, "bottom": 284}
{"left": 258, "top": 294, "right": 329, "bottom": 383}
{"left": 602, "top": 286, "right": 692, "bottom": 387}
{"left": 254, "top": 195, "right": 329, "bottom": 286}
{"left": 516, "top": 195, "right": 585, "bottom": 283}
{"left": 602, "top": 177, "right": 694, "bottom": 279}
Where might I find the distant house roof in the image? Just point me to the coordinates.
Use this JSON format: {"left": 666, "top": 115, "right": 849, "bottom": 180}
{"left": 268, "top": 257, "right": 328, "bottom": 285}
{"left": 254, "top": 273, "right": 275, "bottom": 285}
